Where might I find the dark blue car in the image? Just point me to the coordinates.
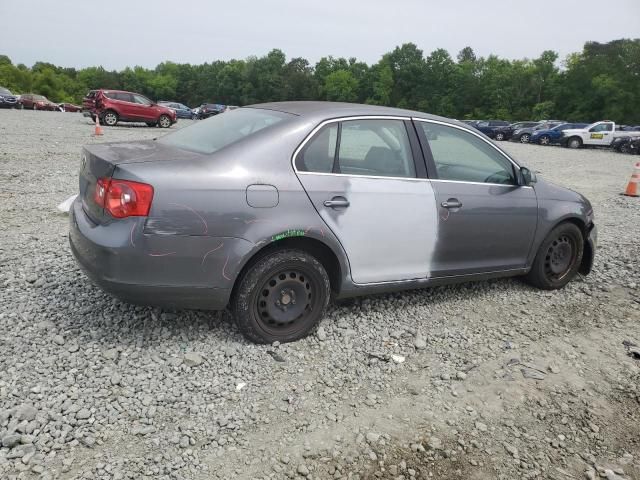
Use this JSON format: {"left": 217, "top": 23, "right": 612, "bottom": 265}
{"left": 158, "top": 101, "right": 194, "bottom": 119}
{"left": 530, "top": 123, "right": 589, "bottom": 145}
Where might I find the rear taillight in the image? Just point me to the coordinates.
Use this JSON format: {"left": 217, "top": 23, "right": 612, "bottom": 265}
{"left": 94, "top": 178, "right": 154, "bottom": 218}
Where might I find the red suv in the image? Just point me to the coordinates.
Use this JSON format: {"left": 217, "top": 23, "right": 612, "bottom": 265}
{"left": 85, "top": 89, "right": 177, "bottom": 128}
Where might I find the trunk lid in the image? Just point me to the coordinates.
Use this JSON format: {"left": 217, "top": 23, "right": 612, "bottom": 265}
{"left": 78, "top": 141, "right": 203, "bottom": 224}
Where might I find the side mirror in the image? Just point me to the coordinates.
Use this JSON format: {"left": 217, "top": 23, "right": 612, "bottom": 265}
{"left": 520, "top": 167, "right": 537, "bottom": 185}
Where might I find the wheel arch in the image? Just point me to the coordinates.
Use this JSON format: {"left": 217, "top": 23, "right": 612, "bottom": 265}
{"left": 230, "top": 236, "right": 344, "bottom": 301}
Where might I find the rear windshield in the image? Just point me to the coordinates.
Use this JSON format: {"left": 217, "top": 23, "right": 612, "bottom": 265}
{"left": 0, "top": 87, "right": 11, "bottom": 95}
{"left": 157, "top": 108, "right": 293, "bottom": 154}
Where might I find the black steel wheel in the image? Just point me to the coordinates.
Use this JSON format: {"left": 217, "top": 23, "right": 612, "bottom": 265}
{"left": 233, "top": 249, "right": 330, "bottom": 343}
{"left": 525, "top": 223, "right": 583, "bottom": 289}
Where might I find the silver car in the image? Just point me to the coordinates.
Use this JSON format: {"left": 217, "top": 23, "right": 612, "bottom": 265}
{"left": 69, "top": 102, "right": 597, "bottom": 343}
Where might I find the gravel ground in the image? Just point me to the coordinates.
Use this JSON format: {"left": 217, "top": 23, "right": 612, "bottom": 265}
{"left": 1, "top": 110, "right": 639, "bottom": 480}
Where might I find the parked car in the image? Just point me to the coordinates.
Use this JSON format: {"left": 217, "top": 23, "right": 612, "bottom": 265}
{"left": 530, "top": 123, "right": 589, "bottom": 145}
{"left": 511, "top": 121, "right": 565, "bottom": 143}
{"left": 611, "top": 135, "right": 640, "bottom": 154}
{"left": 69, "top": 102, "right": 596, "bottom": 344}
{"left": 0, "top": 87, "right": 19, "bottom": 108}
{"left": 560, "top": 121, "right": 640, "bottom": 149}
{"left": 197, "top": 103, "right": 226, "bottom": 119}
{"left": 158, "top": 101, "right": 194, "bottom": 119}
{"left": 19, "top": 93, "right": 59, "bottom": 111}
{"left": 472, "top": 120, "right": 513, "bottom": 141}
{"left": 59, "top": 103, "right": 82, "bottom": 112}
{"left": 510, "top": 121, "right": 539, "bottom": 131}
{"left": 86, "top": 89, "right": 177, "bottom": 128}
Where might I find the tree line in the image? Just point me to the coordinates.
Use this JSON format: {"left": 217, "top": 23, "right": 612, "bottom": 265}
{"left": 1, "top": 39, "right": 638, "bottom": 124}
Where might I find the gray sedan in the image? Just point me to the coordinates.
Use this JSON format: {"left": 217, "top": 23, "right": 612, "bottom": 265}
{"left": 69, "top": 102, "right": 597, "bottom": 343}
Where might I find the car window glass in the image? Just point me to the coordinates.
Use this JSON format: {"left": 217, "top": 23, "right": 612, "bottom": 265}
{"left": 132, "top": 94, "right": 151, "bottom": 105}
{"left": 296, "top": 125, "right": 338, "bottom": 173}
{"left": 337, "top": 120, "right": 415, "bottom": 178}
{"left": 420, "top": 122, "right": 515, "bottom": 185}
{"left": 157, "top": 108, "right": 293, "bottom": 154}
{"left": 477, "top": 121, "right": 489, "bottom": 127}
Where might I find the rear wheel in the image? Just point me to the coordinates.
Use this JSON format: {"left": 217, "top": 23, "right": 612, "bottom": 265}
{"left": 620, "top": 143, "right": 630, "bottom": 154}
{"left": 539, "top": 135, "right": 551, "bottom": 145}
{"left": 567, "top": 137, "right": 582, "bottom": 149}
{"left": 520, "top": 133, "right": 530, "bottom": 143}
{"left": 158, "top": 115, "right": 171, "bottom": 128}
{"left": 525, "top": 223, "right": 583, "bottom": 290}
{"left": 232, "top": 249, "right": 330, "bottom": 344}
{"left": 103, "top": 110, "right": 118, "bottom": 126}
{"left": 495, "top": 132, "right": 505, "bottom": 141}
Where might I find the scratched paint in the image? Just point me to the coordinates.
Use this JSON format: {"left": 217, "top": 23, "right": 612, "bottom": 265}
{"left": 201, "top": 242, "right": 224, "bottom": 266}
{"left": 168, "top": 202, "right": 208, "bottom": 235}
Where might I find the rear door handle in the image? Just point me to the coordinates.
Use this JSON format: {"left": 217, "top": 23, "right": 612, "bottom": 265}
{"left": 324, "top": 196, "right": 350, "bottom": 209}
{"left": 441, "top": 199, "right": 462, "bottom": 209}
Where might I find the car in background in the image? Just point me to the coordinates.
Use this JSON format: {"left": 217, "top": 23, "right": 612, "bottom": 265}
{"left": 560, "top": 121, "right": 640, "bottom": 149}
{"left": 197, "top": 103, "right": 226, "bottom": 119}
{"left": 472, "top": 120, "right": 513, "bottom": 141}
{"left": 510, "top": 121, "right": 539, "bottom": 131}
{"left": 511, "top": 121, "right": 565, "bottom": 143}
{"left": 82, "top": 90, "right": 98, "bottom": 117}
{"left": 530, "top": 123, "right": 588, "bottom": 145}
{"left": 611, "top": 136, "right": 636, "bottom": 154}
{"left": 158, "top": 101, "right": 194, "bottom": 119}
{"left": 19, "top": 94, "right": 59, "bottom": 111}
{"left": 59, "top": 103, "right": 82, "bottom": 112}
{"left": 69, "top": 102, "right": 596, "bottom": 344}
{"left": 88, "top": 89, "right": 177, "bottom": 128}
{"left": 0, "top": 87, "right": 19, "bottom": 108}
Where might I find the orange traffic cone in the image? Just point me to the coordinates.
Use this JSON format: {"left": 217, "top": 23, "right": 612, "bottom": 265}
{"left": 623, "top": 161, "right": 640, "bottom": 197}
{"left": 94, "top": 115, "right": 103, "bottom": 136}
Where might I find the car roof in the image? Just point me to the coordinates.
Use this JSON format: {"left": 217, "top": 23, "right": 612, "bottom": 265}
{"left": 246, "top": 101, "right": 458, "bottom": 124}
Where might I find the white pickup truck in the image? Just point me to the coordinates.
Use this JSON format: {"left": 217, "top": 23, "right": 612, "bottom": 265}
{"left": 560, "top": 121, "right": 640, "bottom": 149}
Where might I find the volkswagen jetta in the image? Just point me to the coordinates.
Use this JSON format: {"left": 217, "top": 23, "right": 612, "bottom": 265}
{"left": 69, "top": 102, "right": 597, "bottom": 343}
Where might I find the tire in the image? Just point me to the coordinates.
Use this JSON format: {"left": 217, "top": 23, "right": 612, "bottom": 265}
{"left": 567, "top": 137, "right": 582, "bottom": 149}
{"left": 232, "top": 249, "right": 331, "bottom": 344}
{"left": 32, "top": 104, "right": 37, "bottom": 111}
{"left": 495, "top": 132, "right": 505, "bottom": 141}
{"left": 520, "top": 133, "right": 530, "bottom": 143}
{"left": 539, "top": 135, "right": 551, "bottom": 145}
{"left": 158, "top": 114, "right": 171, "bottom": 128}
{"left": 146, "top": 122, "right": 157, "bottom": 127}
{"left": 103, "top": 110, "right": 118, "bottom": 126}
{"left": 525, "top": 223, "right": 584, "bottom": 290}
{"left": 620, "top": 144, "right": 630, "bottom": 154}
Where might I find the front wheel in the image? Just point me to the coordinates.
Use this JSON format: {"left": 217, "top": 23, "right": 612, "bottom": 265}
{"left": 525, "top": 223, "right": 584, "bottom": 290}
{"left": 539, "top": 135, "right": 551, "bottom": 145}
{"left": 158, "top": 114, "right": 171, "bottom": 128}
{"left": 495, "top": 132, "right": 505, "bottom": 141}
{"left": 619, "top": 144, "right": 630, "bottom": 154}
{"left": 520, "top": 133, "right": 530, "bottom": 143}
{"left": 232, "top": 250, "right": 331, "bottom": 344}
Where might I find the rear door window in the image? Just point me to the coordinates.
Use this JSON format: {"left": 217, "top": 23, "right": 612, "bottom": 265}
{"left": 296, "top": 125, "right": 338, "bottom": 173}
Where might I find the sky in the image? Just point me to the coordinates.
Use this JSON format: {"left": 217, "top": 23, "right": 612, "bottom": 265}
{"left": 1, "top": 0, "right": 639, "bottom": 70}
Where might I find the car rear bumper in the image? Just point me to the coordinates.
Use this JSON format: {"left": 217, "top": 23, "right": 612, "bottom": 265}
{"left": 69, "top": 199, "right": 233, "bottom": 310}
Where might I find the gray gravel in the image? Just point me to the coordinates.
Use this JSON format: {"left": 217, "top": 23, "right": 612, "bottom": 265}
{"left": 1, "top": 110, "right": 639, "bottom": 480}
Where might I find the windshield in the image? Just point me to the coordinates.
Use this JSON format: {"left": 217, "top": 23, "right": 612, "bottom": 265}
{"left": 0, "top": 87, "right": 11, "bottom": 95}
{"left": 33, "top": 95, "right": 46, "bottom": 101}
{"left": 157, "top": 108, "right": 293, "bottom": 154}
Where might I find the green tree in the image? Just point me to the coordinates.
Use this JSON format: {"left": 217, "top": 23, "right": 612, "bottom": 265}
{"left": 323, "top": 70, "right": 358, "bottom": 102}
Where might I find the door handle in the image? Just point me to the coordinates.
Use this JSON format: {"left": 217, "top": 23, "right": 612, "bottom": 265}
{"left": 441, "top": 199, "right": 462, "bottom": 209}
{"left": 324, "top": 197, "right": 350, "bottom": 209}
